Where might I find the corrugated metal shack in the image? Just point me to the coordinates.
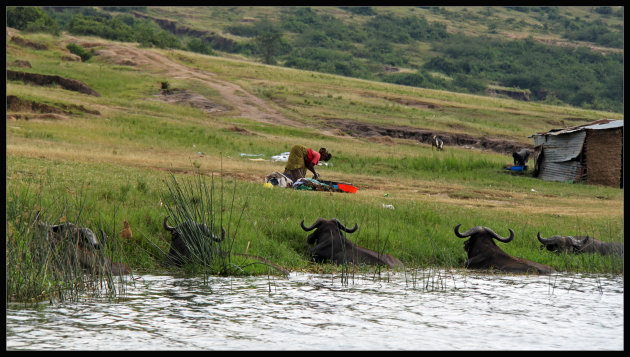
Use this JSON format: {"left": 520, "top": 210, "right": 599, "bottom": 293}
{"left": 529, "top": 119, "right": 623, "bottom": 188}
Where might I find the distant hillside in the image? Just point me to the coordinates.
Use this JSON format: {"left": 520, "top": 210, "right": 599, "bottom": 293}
{"left": 8, "top": 6, "right": 625, "bottom": 113}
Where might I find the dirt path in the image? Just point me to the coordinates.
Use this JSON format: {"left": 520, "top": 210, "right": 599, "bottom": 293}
{"left": 62, "top": 38, "right": 530, "bottom": 154}
{"left": 72, "top": 38, "right": 303, "bottom": 128}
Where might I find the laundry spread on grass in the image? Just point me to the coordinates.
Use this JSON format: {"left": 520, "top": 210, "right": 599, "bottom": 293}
{"left": 263, "top": 172, "right": 354, "bottom": 193}
{"left": 292, "top": 178, "right": 343, "bottom": 192}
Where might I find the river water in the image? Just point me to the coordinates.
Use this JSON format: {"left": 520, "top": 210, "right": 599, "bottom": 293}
{"left": 6, "top": 271, "right": 624, "bottom": 350}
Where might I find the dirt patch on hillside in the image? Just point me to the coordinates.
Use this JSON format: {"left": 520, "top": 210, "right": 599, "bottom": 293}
{"left": 323, "top": 118, "right": 531, "bottom": 154}
{"left": 7, "top": 113, "right": 70, "bottom": 121}
{"left": 147, "top": 89, "right": 231, "bottom": 114}
{"left": 70, "top": 38, "right": 303, "bottom": 128}
{"left": 361, "top": 92, "right": 447, "bottom": 109}
{"left": 228, "top": 125, "right": 258, "bottom": 136}
{"left": 9, "top": 60, "right": 32, "bottom": 68}
{"left": 9, "top": 35, "right": 48, "bottom": 50}
{"left": 7, "top": 70, "right": 100, "bottom": 96}
{"left": 6, "top": 95, "right": 100, "bottom": 121}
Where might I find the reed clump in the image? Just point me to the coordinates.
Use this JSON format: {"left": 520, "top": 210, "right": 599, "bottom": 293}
{"left": 6, "top": 183, "right": 131, "bottom": 305}
{"left": 153, "top": 172, "right": 285, "bottom": 279}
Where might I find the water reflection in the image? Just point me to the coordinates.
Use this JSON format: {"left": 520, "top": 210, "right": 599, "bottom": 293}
{"left": 6, "top": 271, "right": 623, "bottom": 350}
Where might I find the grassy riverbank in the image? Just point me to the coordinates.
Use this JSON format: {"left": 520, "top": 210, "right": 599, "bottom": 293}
{"left": 6, "top": 30, "right": 624, "bottom": 301}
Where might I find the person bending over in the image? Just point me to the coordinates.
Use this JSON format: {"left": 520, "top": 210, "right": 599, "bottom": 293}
{"left": 283, "top": 146, "right": 332, "bottom": 181}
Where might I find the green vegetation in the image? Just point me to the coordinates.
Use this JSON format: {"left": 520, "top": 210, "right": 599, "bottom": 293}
{"left": 66, "top": 43, "right": 92, "bottom": 61}
{"left": 6, "top": 181, "right": 131, "bottom": 303}
{"left": 6, "top": 6, "right": 624, "bottom": 112}
{"left": 6, "top": 6, "right": 61, "bottom": 35}
{"left": 5, "top": 24, "right": 623, "bottom": 303}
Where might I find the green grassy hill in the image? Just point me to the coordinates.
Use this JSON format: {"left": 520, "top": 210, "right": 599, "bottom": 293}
{"left": 5, "top": 24, "right": 624, "bottom": 293}
{"left": 10, "top": 6, "right": 625, "bottom": 113}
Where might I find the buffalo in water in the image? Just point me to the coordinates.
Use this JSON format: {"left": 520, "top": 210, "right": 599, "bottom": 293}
{"left": 36, "top": 221, "right": 130, "bottom": 276}
{"left": 163, "top": 216, "right": 290, "bottom": 274}
{"left": 537, "top": 233, "right": 624, "bottom": 256}
{"left": 454, "top": 224, "right": 555, "bottom": 274}
{"left": 163, "top": 216, "right": 226, "bottom": 266}
{"left": 301, "top": 218, "right": 403, "bottom": 268}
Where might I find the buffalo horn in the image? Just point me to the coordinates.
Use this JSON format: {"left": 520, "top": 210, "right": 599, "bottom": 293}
{"left": 454, "top": 224, "right": 484, "bottom": 238}
{"left": 163, "top": 216, "right": 176, "bottom": 233}
{"left": 485, "top": 226, "right": 514, "bottom": 243}
{"left": 100, "top": 229, "right": 108, "bottom": 246}
{"left": 537, "top": 232, "right": 554, "bottom": 244}
{"left": 301, "top": 218, "right": 324, "bottom": 231}
{"left": 212, "top": 227, "right": 227, "bottom": 242}
{"left": 333, "top": 219, "right": 358, "bottom": 233}
{"left": 571, "top": 235, "right": 591, "bottom": 248}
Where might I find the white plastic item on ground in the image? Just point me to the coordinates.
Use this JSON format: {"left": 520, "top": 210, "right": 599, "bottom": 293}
{"left": 271, "top": 152, "right": 290, "bottom": 162}
{"left": 382, "top": 204, "right": 395, "bottom": 210}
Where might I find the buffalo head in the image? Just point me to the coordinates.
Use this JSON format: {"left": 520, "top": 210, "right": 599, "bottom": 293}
{"left": 35, "top": 220, "right": 130, "bottom": 276}
{"left": 538, "top": 233, "right": 623, "bottom": 256}
{"left": 163, "top": 216, "right": 226, "bottom": 265}
{"left": 301, "top": 218, "right": 358, "bottom": 244}
{"left": 37, "top": 221, "right": 103, "bottom": 250}
{"left": 301, "top": 218, "right": 402, "bottom": 267}
{"left": 455, "top": 224, "right": 555, "bottom": 274}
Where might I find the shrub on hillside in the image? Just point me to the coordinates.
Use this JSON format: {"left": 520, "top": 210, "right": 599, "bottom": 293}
{"left": 66, "top": 43, "right": 92, "bottom": 62}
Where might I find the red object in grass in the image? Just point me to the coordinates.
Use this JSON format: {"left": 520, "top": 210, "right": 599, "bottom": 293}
{"left": 337, "top": 183, "right": 358, "bottom": 193}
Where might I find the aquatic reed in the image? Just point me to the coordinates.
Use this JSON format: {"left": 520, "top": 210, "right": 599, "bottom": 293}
{"left": 6, "top": 182, "right": 131, "bottom": 304}
{"left": 158, "top": 171, "right": 289, "bottom": 279}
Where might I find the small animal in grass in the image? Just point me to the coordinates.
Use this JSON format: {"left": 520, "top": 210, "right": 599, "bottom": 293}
{"left": 431, "top": 135, "right": 444, "bottom": 151}
{"left": 120, "top": 220, "right": 133, "bottom": 240}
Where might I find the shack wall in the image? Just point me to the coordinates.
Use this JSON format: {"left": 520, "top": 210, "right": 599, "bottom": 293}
{"left": 584, "top": 128, "right": 623, "bottom": 187}
{"left": 533, "top": 131, "right": 585, "bottom": 182}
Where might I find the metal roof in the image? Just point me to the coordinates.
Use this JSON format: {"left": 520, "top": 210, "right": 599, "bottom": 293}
{"left": 530, "top": 119, "right": 623, "bottom": 137}
{"left": 533, "top": 131, "right": 585, "bottom": 162}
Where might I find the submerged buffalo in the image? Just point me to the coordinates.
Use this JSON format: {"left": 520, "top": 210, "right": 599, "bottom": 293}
{"left": 162, "top": 216, "right": 290, "bottom": 274}
{"left": 537, "top": 233, "right": 624, "bottom": 256}
{"left": 454, "top": 224, "right": 555, "bottom": 274}
{"left": 163, "top": 216, "right": 226, "bottom": 266}
{"left": 301, "top": 218, "right": 403, "bottom": 268}
{"left": 37, "top": 221, "right": 130, "bottom": 276}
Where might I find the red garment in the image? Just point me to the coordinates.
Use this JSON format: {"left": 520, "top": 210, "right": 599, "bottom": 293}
{"left": 307, "top": 148, "right": 320, "bottom": 165}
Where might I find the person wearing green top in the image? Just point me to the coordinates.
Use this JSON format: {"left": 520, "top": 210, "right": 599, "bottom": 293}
{"left": 283, "top": 145, "right": 332, "bottom": 181}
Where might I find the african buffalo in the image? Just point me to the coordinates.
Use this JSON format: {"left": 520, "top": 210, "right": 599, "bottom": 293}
{"left": 301, "top": 218, "right": 403, "bottom": 268}
{"left": 37, "top": 221, "right": 130, "bottom": 276}
{"left": 454, "top": 224, "right": 556, "bottom": 274}
{"left": 537, "top": 233, "right": 624, "bottom": 256}
{"left": 163, "top": 216, "right": 226, "bottom": 266}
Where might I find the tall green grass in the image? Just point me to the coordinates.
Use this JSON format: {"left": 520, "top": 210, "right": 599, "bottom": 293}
{"left": 6, "top": 181, "right": 132, "bottom": 305}
{"left": 6, "top": 30, "right": 623, "bottom": 293}
{"left": 143, "top": 171, "right": 291, "bottom": 278}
